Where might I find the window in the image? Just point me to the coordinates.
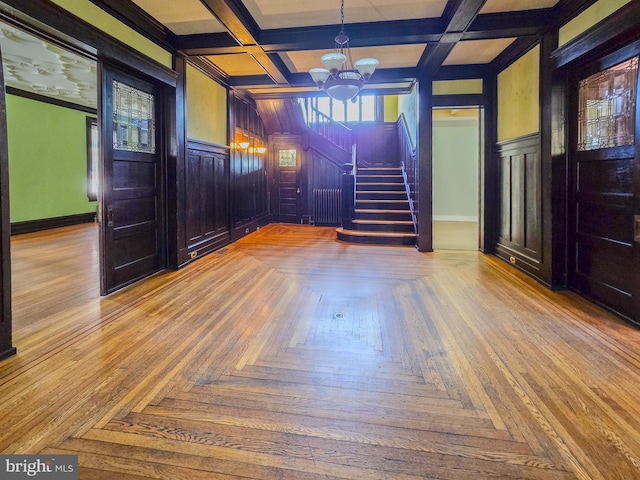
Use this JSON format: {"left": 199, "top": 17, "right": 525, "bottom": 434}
{"left": 86, "top": 117, "right": 99, "bottom": 201}
{"left": 578, "top": 56, "right": 638, "bottom": 151}
{"left": 278, "top": 149, "right": 297, "bottom": 167}
{"left": 304, "top": 95, "right": 380, "bottom": 123}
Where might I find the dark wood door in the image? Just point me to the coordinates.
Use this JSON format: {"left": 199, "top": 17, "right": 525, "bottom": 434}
{"left": 276, "top": 147, "right": 301, "bottom": 223}
{"left": 100, "top": 64, "right": 165, "bottom": 294}
{"left": 568, "top": 51, "right": 639, "bottom": 323}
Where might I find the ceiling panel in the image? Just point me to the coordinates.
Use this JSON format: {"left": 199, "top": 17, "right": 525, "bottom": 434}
{"left": 480, "top": 0, "right": 560, "bottom": 14}
{"left": 206, "top": 53, "right": 267, "bottom": 76}
{"left": 283, "top": 44, "right": 426, "bottom": 74}
{"left": 443, "top": 38, "right": 517, "bottom": 65}
{"left": 243, "top": 0, "right": 447, "bottom": 30}
{"left": 0, "top": 22, "right": 96, "bottom": 108}
{"left": 131, "top": 0, "right": 226, "bottom": 35}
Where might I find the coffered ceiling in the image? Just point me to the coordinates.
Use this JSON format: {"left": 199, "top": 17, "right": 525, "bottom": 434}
{"left": 1, "top": 0, "right": 591, "bottom": 106}
{"left": 126, "top": 0, "right": 569, "bottom": 96}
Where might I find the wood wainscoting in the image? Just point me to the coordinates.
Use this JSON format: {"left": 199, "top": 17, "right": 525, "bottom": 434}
{"left": 183, "top": 139, "right": 231, "bottom": 266}
{"left": 3, "top": 223, "right": 640, "bottom": 478}
{"left": 495, "top": 133, "right": 542, "bottom": 280}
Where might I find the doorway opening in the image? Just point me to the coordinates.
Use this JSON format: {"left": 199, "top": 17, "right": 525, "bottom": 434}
{"left": 432, "top": 107, "right": 481, "bottom": 250}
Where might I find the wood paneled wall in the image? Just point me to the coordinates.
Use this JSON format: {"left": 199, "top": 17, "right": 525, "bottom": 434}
{"left": 354, "top": 123, "right": 399, "bottom": 167}
{"left": 229, "top": 93, "right": 270, "bottom": 238}
{"left": 495, "top": 133, "right": 542, "bottom": 279}
{"left": 184, "top": 140, "right": 230, "bottom": 259}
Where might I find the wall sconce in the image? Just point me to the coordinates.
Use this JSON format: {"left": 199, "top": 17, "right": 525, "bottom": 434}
{"left": 256, "top": 147, "right": 267, "bottom": 154}
{"left": 238, "top": 141, "right": 250, "bottom": 149}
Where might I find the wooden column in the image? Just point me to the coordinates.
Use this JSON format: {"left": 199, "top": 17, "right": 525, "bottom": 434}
{"left": 416, "top": 77, "right": 433, "bottom": 252}
{"left": 0, "top": 43, "right": 16, "bottom": 360}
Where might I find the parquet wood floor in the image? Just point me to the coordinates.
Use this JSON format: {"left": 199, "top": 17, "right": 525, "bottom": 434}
{"left": 3, "top": 223, "right": 640, "bottom": 479}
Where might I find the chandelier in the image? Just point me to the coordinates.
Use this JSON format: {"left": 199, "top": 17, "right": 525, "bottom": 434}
{"left": 308, "top": 0, "right": 379, "bottom": 102}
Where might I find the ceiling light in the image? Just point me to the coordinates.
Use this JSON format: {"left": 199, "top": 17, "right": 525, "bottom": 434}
{"left": 308, "top": 0, "right": 379, "bottom": 102}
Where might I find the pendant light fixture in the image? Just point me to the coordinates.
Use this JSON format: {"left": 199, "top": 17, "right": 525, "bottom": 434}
{"left": 308, "top": 0, "right": 379, "bottom": 102}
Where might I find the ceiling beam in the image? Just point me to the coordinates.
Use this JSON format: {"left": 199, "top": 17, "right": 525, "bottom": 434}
{"left": 199, "top": 0, "right": 289, "bottom": 85}
{"left": 465, "top": 10, "right": 554, "bottom": 40}
{"left": 418, "top": 0, "right": 488, "bottom": 77}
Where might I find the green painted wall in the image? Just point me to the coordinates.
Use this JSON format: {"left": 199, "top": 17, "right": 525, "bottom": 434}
{"left": 187, "top": 64, "right": 228, "bottom": 145}
{"left": 51, "top": 0, "right": 172, "bottom": 67}
{"left": 6, "top": 95, "right": 96, "bottom": 222}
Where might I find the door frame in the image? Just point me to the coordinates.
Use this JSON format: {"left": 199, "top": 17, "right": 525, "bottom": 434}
{"left": 0, "top": 3, "right": 180, "bottom": 358}
{"left": 0, "top": 42, "right": 16, "bottom": 360}
{"left": 270, "top": 135, "right": 305, "bottom": 224}
{"left": 98, "top": 60, "right": 169, "bottom": 294}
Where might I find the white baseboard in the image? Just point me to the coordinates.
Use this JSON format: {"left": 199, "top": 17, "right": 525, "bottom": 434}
{"left": 433, "top": 215, "right": 478, "bottom": 222}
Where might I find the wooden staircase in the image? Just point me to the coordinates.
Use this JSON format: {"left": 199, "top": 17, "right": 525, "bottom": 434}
{"left": 337, "top": 167, "right": 416, "bottom": 246}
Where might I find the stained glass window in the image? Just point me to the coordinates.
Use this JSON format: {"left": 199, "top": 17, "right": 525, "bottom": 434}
{"left": 278, "top": 149, "right": 297, "bottom": 167}
{"left": 112, "top": 80, "right": 155, "bottom": 153}
{"left": 578, "top": 57, "right": 638, "bottom": 151}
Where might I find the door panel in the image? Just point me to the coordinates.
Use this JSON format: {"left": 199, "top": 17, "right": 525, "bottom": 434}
{"left": 568, "top": 53, "right": 639, "bottom": 322}
{"left": 276, "top": 148, "right": 301, "bottom": 223}
{"left": 100, "top": 64, "right": 165, "bottom": 294}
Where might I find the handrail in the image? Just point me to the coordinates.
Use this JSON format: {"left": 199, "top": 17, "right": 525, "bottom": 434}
{"left": 397, "top": 113, "right": 418, "bottom": 233}
{"left": 352, "top": 143, "right": 357, "bottom": 205}
{"left": 303, "top": 98, "right": 353, "bottom": 153}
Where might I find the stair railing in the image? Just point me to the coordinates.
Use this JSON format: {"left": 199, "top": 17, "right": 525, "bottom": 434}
{"left": 302, "top": 98, "right": 353, "bottom": 153}
{"left": 341, "top": 147, "right": 355, "bottom": 231}
{"left": 397, "top": 113, "right": 418, "bottom": 233}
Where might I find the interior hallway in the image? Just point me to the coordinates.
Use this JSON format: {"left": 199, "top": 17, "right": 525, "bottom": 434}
{"left": 2, "top": 223, "right": 640, "bottom": 479}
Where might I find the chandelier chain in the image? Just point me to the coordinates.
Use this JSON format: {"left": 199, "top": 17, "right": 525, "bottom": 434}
{"left": 341, "top": 0, "right": 344, "bottom": 30}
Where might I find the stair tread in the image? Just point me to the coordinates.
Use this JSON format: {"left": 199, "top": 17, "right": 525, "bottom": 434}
{"left": 357, "top": 199, "right": 409, "bottom": 203}
{"left": 356, "top": 191, "right": 406, "bottom": 194}
{"left": 355, "top": 208, "right": 411, "bottom": 213}
{"left": 336, "top": 228, "right": 416, "bottom": 238}
{"left": 353, "top": 219, "right": 414, "bottom": 225}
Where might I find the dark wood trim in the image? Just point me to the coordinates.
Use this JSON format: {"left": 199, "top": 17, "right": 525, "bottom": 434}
{"left": 550, "top": 0, "right": 640, "bottom": 69}
{"left": 186, "top": 138, "right": 230, "bottom": 154}
{"left": 0, "top": 0, "right": 177, "bottom": 87}
{"left": 465, "top": 9, "right": 554, "bottom": 40}
{"left": 0, "top": 41, "right": 14, "bottom": 359}
{"left": 167, "top": 54, "right": 187, "bottom": 270}
{"left": 432, "top": 94, "right": 486, "bottom": 107}
{"left": 416, "top": 78, "right": 432, "bottom": 252}
{"left": 555, "top": 0, "right": 599, "bottom": 25}
{"left": 481, "top": 74, "right": 497, "bottom": 254}
{"left": 87, "top": 0, "right": 177, "bottom": 50}
{"left": 199, "top": 0, "right": 288, "bottom": 85}
{"left": 11, "top": 213, "right": 96, "bottom": 236}
{"left": 491, "top": 37, "right": 540, "bottom": 73}
{"left": 6, "top": 86, "right": 97, "bottom": 114}
{"left": 86, "top": 116, "right": 98, "bottom": 202}
{"left": 434, "top": 64, "right": 490, "bottom": 80}
{"left": 0, "top": 346, "right": 16, "bottom": 361}
{"left": 539, "top": 29, "right": 561, "bottom": 288}
{"left": 419, "top": 0, "right": 487, "bottom": 76}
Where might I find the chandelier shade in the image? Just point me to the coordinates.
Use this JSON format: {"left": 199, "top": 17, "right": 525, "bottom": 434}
{"left": 308, "top": 0, "right": 379, "bottom": 102}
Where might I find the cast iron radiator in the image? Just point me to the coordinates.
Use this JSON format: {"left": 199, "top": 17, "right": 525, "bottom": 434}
{"left": 313, "top": 188, "right": 342, "bottom": 225}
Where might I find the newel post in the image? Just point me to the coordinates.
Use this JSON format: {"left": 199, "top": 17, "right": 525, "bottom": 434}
{"left": 341, "top": 163, "right": 354, "bottom": 230}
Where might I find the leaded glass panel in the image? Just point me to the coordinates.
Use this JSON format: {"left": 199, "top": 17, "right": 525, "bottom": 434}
{"left": 578, "top": 57, "right": 638, "bottom": 151}
{"left": 112, "top": 80, "right": 155, "bottom": 153}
